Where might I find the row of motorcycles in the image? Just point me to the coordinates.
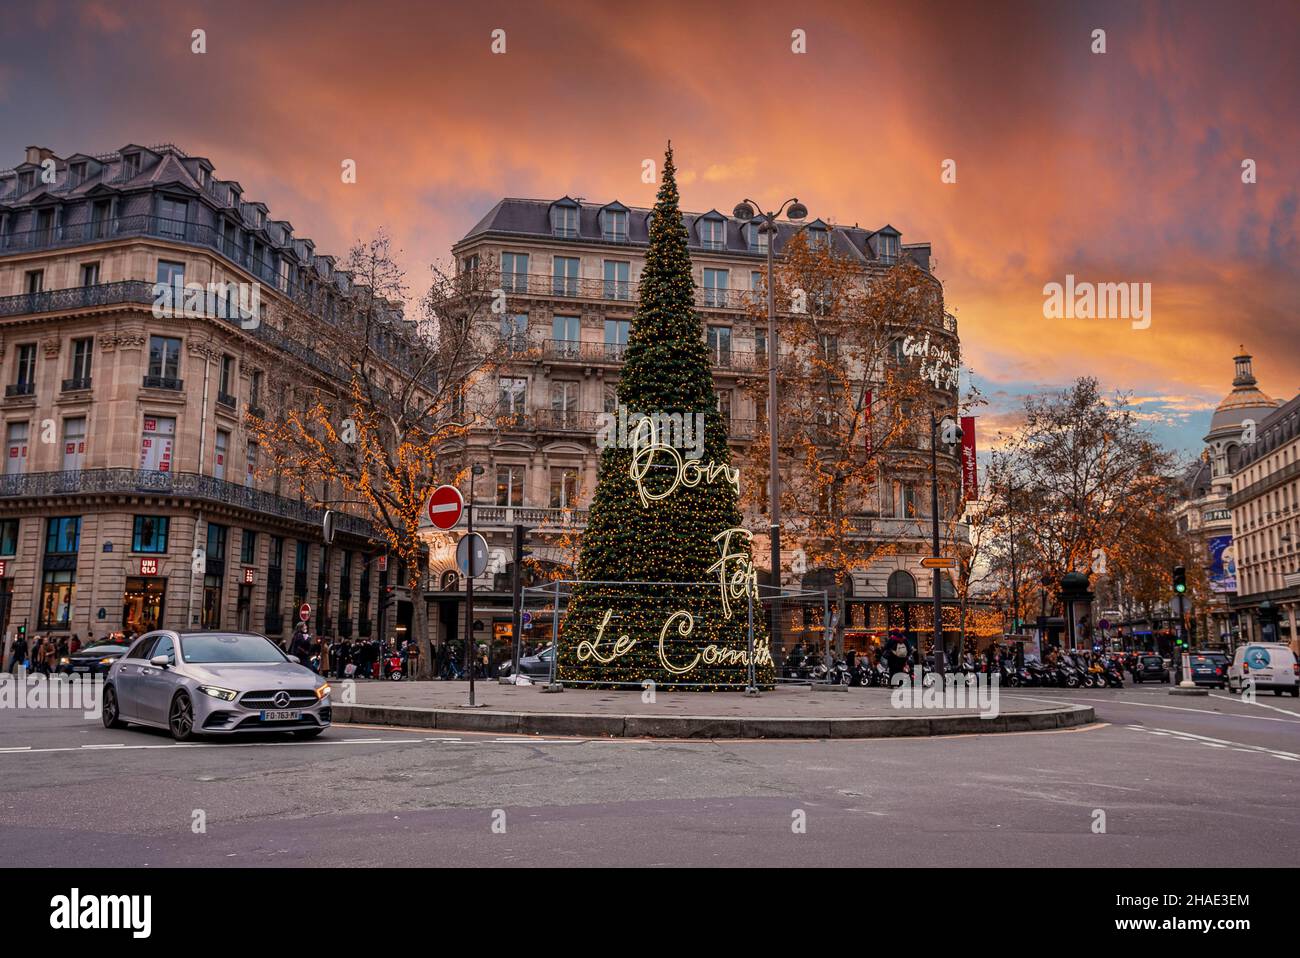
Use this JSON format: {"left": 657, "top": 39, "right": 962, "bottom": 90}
{"left": 1002, "top": 656, "right": 1124, "bottom": 688}
{"left": 782, "top": 651, "right": 1126, "bottom": 689}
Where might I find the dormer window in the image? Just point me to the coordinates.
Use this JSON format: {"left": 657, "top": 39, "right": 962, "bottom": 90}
{"left": 68, "top": 162, "right": 86, "bottom": 187}
{"left": 877, "top": 233, "right": 899, "bottom": 263}
{"left": 699, "top": 215, "right": 725, "bottom": 251}
{"left": 122, "top": 152, "right": 141, "bottom": 178}
{"left": 17, "top": 171, "right": 33, "bottom": 193}
{"left": 746, "top": 221, "right": 768, "bottom": 253}
{"left": 808, "top": 227, "right": 829, "bottom": 251}
{"left": 551, "top": 200, "right": 579, "bottom": 238}
{"left": 601, "top": 208, "right": 628, "bottom": 242}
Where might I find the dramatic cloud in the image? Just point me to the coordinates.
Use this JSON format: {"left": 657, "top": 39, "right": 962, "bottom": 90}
{"left": 2, "top": 0, "right": 1296, "bottom": 457}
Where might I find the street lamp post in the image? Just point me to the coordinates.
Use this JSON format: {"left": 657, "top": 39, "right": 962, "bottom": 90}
{"left": 733, "top": 197, "right": 807, "bottom": 660}
{"left": 929, "top": 411, "right": 961, "bottom": 677}
{"left": 465, "top": 463, "right": 484, "bottom": 707}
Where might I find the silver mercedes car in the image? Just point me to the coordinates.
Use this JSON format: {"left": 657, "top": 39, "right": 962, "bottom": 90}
{"left": 102, "top": 630, "right": 331, "bottom": 740}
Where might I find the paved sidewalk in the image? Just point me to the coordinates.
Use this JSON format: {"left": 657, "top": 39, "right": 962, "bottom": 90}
{"left": 329, "top": 679, "right": 1094, "bottom": 739}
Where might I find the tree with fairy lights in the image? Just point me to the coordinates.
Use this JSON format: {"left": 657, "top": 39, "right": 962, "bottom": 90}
{"left": 557, "top": 144, "right": 774, "bottom": 690}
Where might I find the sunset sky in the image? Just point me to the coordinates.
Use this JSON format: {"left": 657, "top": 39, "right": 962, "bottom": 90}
{"left": 2, "top": 0, "right": 1297, "bottom": 459}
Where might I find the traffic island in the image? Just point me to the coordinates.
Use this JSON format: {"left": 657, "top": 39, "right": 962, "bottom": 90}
{"left": 330, "top": 682, "right": 1094, "bottom": 739}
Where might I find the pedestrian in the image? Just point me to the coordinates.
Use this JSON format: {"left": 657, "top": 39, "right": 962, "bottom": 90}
{"left": 291, "top": 621, "right": 313, "bottom": 667}
{"left": 318, "top": 634, "right": 331, "bottom": 676}
{"left": 7, "top": 632, "right": 27, "bottom": 674}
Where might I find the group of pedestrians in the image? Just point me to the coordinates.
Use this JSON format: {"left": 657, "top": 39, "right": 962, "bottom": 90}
{"left": 284, "top": 621, "right": 418, "bottom": 680}
{"left": 4, "top": 632, "right": 85, "bottom": 675}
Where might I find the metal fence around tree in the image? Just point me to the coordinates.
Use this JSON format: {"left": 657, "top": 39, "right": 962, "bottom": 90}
{"left": 517, "top": 579, "right": 830, "bottom": 690}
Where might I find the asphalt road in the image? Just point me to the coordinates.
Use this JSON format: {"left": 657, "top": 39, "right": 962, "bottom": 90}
{"left": 0, "top": 683, "right": 1296, "bottom": 867}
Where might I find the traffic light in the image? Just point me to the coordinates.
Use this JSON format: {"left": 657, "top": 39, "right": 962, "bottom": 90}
{"left": 1172, "top": 565, "right": 1187, "bottom": 595}
{"left": 380, "top": 585, "right": 396, "bottom": 609}
{"left": 16, "top": 623, "right": 25, "bottom": 637}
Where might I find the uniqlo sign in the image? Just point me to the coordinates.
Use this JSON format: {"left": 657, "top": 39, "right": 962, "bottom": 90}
{"left": 242, "top": 567, "right": 255, "bottom": 584}
{"left": 139, "top": 558, "right": 159, "bottom": 575}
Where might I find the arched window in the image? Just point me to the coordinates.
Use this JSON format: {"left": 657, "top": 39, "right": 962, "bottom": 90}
{"left": 887, "top": 570, "right": 916, "bottom": 598}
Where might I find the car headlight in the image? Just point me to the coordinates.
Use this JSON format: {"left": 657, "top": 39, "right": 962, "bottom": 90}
{"left": 198, "top": 685, "right": 238, "bottom": 701}
{"left": 60, "top": 657, "right": 70, "bottom": 665}
{"left": 315, "top": 683, "right": 331, "bottom": 701}
{"left": 99, "top": 658, "right": 115, "bottom": 665}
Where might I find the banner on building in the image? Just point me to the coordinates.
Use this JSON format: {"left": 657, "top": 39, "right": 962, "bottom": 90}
{"left": 960, "top": 416, "right": 977, "bottom": 500}
{"left": 1208, "top": 534, "right": 1236, "bottom": 592}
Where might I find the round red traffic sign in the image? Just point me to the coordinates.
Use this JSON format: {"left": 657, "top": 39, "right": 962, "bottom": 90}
{"left": 299, "top": 603, "right": 311, "bottom": 622}
{"left": 427, "top": 484, "right": 465, "bottom": 530}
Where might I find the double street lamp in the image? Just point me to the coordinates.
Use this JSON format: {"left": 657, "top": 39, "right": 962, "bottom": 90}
{"left": 732, "top": 197, "right": 807, "bottom": 653}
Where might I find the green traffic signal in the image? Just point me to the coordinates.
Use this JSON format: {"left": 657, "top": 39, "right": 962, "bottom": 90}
{"left": 1172, "top": 565, "right": 1187, "bottom": 594}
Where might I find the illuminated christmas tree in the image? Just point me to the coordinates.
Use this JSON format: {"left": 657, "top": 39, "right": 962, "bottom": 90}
{"left": 557, "top": 144, "right": 774, "bottom": 689}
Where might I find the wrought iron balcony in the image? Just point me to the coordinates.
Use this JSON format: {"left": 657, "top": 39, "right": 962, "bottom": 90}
{"left": 216, "top": 391, "right": 237, "bottom": 409}
{"left": 142, "top": 375, "right": 184, "bottom": 391}
{"left": 61, "top": 377, "right": 93, "bottom": 392}
{"left": 532, "top": 408, "right": 600, "bottom": 432}
{"left": 480, "top": 271, "right": 760, "bottom": 310}
{"left": 0, "top": 468, "right": 375, "bottom": 537}
{"left": 5, "top": 382, "right": 35, "bottom": 397}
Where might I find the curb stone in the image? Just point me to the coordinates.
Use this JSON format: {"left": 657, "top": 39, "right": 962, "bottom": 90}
{"left": 332, "top": 703, "right": 1095, "bottom": 739}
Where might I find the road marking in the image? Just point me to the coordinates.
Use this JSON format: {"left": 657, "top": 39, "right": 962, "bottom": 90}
{"left": 1124, "top": 724, "right": 1300, "bottom": 761}
{"left": 1208, "top": 693, "right": 1300, "bottom": 718}
{"left": 1002, "top": 691, "right": 1300, "bottom": 724}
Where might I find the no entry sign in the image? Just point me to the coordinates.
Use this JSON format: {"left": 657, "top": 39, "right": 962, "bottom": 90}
{"left": 427, "top": 484, "right": 465, "bottom": 530}
{"left": 299, "top": 603, "right": 311, "bottom": 622}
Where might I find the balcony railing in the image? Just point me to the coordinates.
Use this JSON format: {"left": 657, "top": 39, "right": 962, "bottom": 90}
{"left": 5, "top": 382, "right": 35, "bottom": 398}
{"left": 142, "top": 375, "right": 184, "bottom": 391}
{"left": 0, "top": 468, "right": 375, "bottom": 537}
{"left": 62, "top": 377, "right": 92, "bottom": 392}
{"left": 534, "top": 337, "right": 755, "bottom": 372}
{"left": 532, "top": 408, "right": 600, "bottom": 432}
{"left": 473, "top": 505, "right": 588, "bottom": 529}
{"left": 483, "top": 271, "right": 761, "bottom": 310}
{"left": 0, "top": 217, "right": 434, "bottom": 387}
{"left": 216, "top": 391, "right": 237, "bottom": 409}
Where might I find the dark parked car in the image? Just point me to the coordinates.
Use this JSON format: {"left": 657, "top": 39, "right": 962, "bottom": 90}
{"left": 64, "top": 642, "right": 131, "bottom": 676}
{"left": 500, "top": 646, "right": 554, "bottom": 680}
{"left": 1132, "top": 654, "right": 1169, "bottom": 683}
{"left": 1189, "top": 652, "right": 1229, "bottom": 688}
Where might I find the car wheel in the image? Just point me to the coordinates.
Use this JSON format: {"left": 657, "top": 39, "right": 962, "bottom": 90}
{"left": 168, "top": 691, "right": 196, "bottom": 742}
{"left": 1274, "top": 690, "right": 1283, "bottom": 697}
{"left": 101, "top": 684, "right": 127, "bottom": 730}
{"left": 1291, "top": 689, "right": 1298, "bottom": 698}
{"left": 293, "top": 728, "right": 324, "bottom": 738}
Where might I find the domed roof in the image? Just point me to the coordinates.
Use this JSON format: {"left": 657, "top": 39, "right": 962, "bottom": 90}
{"left": 1207, "top": 349, "right": 1279, "bottom": 436}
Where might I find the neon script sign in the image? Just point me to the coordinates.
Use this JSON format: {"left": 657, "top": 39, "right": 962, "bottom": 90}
{"left": 574, "top": 419, "right": 771, "bottom": 675}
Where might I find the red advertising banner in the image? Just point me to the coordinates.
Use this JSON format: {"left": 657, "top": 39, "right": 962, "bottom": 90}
{"left": 960, "top": 416, "right": 978, "bottom": 501}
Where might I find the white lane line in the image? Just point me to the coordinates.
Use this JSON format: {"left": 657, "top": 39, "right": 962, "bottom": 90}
{"left": 1124, "top": 724, "right": 1300, "bottom": 761}
{"left": 1208, "top": 693, "right": 1300, "bottom": 719}
{"left": 1002, "top": 691, "right": 1300, "bottom": 723}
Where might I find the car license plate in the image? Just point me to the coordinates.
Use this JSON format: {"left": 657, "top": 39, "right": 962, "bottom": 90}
{"left": 260, "top": 709, "right": 301, "bottom": 721}
{"left": 73, "top": 665, "right": 91, "bottom": 672}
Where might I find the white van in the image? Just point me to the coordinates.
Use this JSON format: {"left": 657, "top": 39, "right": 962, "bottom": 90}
{"left": 1227, "top": 642, "right": 1299, "bottom": 697}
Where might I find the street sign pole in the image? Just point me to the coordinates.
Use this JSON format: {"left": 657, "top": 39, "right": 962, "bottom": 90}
{"left": 511, "top": 523, "right": 526, "bottom": 681}
{"left": 465, "top": 475, "right": 476, "bottom": 707}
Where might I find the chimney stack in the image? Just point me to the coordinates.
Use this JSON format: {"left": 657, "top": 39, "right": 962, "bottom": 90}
{"left": 24, "top": 146, "right": 58, "bottom": 165}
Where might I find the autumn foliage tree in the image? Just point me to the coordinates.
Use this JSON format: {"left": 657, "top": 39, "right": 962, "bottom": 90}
{"left": 248, "top": 232, "right": 500, "bottom": 677}
{"left": 739, "top": 230, "right": 967, "bottom": 648}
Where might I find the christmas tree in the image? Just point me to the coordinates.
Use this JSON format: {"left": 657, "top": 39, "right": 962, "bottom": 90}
{"left": 557, "top": 144, "right": 774, "bottom": 689}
